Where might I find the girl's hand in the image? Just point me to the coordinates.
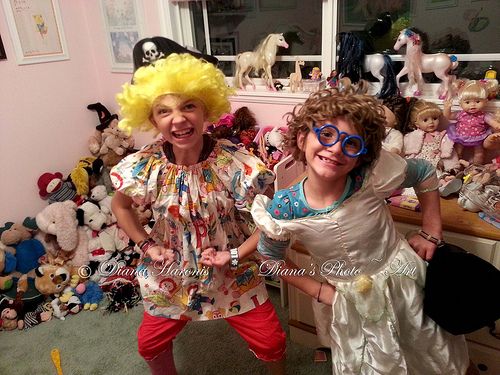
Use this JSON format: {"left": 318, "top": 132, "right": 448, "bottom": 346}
{"left": 200, "top": 248, "right": 230, "bottom": 267}
{"left": 407, "top": 233, "right": 437, "bottom": 261}
{"left": 318, "top": 283, "right": 336, "bottom": 305}
{"left": 147, "top": 245, "right": 175, "bottom": 265}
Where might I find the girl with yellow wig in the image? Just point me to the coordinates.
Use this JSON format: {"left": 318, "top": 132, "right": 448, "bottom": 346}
{"left": 111, "top": 53, "right": 286, "bottom": 375}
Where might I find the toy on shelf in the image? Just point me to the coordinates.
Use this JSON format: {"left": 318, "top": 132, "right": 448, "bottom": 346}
{"left": 444, "top": 79, "right": 500, "bottom": 165}
{"left": 457, "top": 162, "right": 500, "bottom": 220}
{"left": 393, "top": 28, "right": 458, "bottom": 99}
{"left": 381, "top": 105, "right": 403, "bottom": 155}
{"left": 234, "top": 33, "right": 289, "bottom": 91}
{"left": 404, "top": 100, "right": 461, "bottom": 197}
{"left": 337, "top": 32, "right": 397, "bottom": 98}
{"left": 288, "top": 59, "right": 304, "bottom": 93}
{"left": 309, "top": 67, "right": 322, "bottom": 81}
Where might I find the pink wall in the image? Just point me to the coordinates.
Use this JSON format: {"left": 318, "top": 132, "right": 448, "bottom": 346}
{"left": 0, "top": 1, "right": 283, "bottom": 224}
{"left": 0, "top": 1, "right": 156, "bottom": 223}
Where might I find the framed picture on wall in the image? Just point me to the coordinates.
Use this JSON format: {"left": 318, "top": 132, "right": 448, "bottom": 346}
{"left": 211, "top": 36, "right": 238, "bottom": 56}
{"left": 100, "top": 0, "right": 143, "bottom": 72}
{"left": 2, "top": 0, "right": 69, "bottom": 64}
{"left": 425, "top": 0, "right": 458, "bottom": 10}
{"left": 0, "top": 34, "right": 6, "bottom": 60}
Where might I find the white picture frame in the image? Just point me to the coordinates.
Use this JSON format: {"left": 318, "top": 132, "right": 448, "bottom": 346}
{"left": 2, "top": 0, "right": 69, "bottom": 65}
{"left": 100, "top": 0, "right": 143, "bottom": 73}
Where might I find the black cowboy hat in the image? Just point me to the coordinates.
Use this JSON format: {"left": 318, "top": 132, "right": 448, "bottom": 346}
{"left": 423, "top": 242, "right": 500, "bottom": 335}
{"left": 133, "top": 36, "right": 218, "bottom": 73}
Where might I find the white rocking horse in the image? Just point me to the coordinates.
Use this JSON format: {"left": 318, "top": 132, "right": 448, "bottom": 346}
{"left": 234, "top": 33, "right": 289, "bottom": 91}
{"left": 394, "top": 28, "right": 458, "bottom": 99}
{"left": 289, "top": 59, "right": 305, "bottom": 93}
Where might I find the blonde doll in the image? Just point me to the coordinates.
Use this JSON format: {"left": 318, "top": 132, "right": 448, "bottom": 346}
{"left": 444, "top": 79, "right": 500, "bottom": 164}
{"left": 404, "top": 100, "right": 459, "bottom": 171}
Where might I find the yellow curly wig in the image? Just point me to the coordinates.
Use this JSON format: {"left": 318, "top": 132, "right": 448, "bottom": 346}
{"left": 117, "top": 53, "right": 234, "bottom": 134}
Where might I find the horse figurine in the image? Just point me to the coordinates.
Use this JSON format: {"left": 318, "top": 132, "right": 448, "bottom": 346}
{"left": 234, "top": 33, "right": 289, "bottom": 91}
{"left": 393, "top": 28, "right": 458, "bottom": 99}
{"left": 289, "top": 59, "right": 305, "bottom": 93}
{"left": 337, "top": 32, "right": 397, "bottom": 98}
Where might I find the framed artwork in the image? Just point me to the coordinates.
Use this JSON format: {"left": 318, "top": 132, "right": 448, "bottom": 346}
{"left": 2, "top": 0, "right": 69, "bottom": 64}
{"left": 100, "top": 0, "right": 143, "bottom": 72}
{"left": 342, "top": 0, "right": 412, "bottom": 27}
{"left": 425, "top": 0, "right": 458, "bottom": 10}
{"left": 0, "top": 34, "right": 6, "bottom": 60}
{"left": 211, "top": 36, "right": 238, "bottom": 56}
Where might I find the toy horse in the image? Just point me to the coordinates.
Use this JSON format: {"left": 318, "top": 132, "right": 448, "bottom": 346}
{"left": 337, "top": 32, "right": 397, "bottom": 98}
{"left": 394, "top": 28, "right": 458, "bottom": 99}
{"left": 289, "top": 59, "right": 305, "bottom": 93}
{"left": 234, "top": 33, "right": 289, "bottom": 91}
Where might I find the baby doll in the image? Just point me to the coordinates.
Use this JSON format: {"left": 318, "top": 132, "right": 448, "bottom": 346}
{"left": 405, "top": 100, "right": 459, "bottom": 171}
{"left": 404, "top": 100, "right": 461, "bottom": 197}
{"left": 444, "top": 79, "right": 500, "bottom": 165}
{"left": 382, "top": 105, "right": 403, "bottom": 155}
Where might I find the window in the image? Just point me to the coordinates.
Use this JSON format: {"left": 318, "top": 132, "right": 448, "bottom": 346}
{"left": 160, "top": 0, "right": 499, "bottom": 99}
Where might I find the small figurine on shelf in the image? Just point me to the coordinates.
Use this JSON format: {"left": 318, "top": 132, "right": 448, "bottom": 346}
{"left": 288, "top": 59, "right": 304, "bottom": 93}
{"left": 309, "top": 67, "right": 322, "bottom": 81}
{"left": 444, "top": 79, "right": 500, "bottom": 165}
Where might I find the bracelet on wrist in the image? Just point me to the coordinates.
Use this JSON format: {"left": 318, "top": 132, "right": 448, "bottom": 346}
{"left": 229, "top": 247, "right": 239, "bottom": 270}
{"left": 137, "top": 238, "right": 156, "bottom": 254}
{"left": 418, "top": 230, "right": 444, "bottom": 247}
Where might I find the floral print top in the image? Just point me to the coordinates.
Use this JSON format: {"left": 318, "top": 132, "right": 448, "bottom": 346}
{"left": 110, "top": 138, "right": 275, "bottom": 320}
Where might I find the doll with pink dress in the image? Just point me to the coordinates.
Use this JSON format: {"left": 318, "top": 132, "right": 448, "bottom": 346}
{"left": 444, "top": 79, "right": 500, "bottom": 165}
{"left": 404, "top": 100, "right": 459, "bottom": 171}
{"left": 404, "top": 100, "right": 462, "bottom": 197}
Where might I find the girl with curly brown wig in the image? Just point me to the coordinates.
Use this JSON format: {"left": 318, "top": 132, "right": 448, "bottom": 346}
{"left": 249, "top": 89, "right": 469, "bottom": 374}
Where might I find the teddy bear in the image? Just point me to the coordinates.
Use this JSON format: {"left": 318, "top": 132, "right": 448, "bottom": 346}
{"left": 0, "top": 222, "right": 46, "bottom": 276}
{"left": 35, "top": 201, "right": 89, "bottom": 267}
{"left": 100, "top": 124, "right": 134, "bottom": 157}
{"left": 87, "top": 102, "right": 119, "bottom": 155}
{"left": 89, "top": 185, "right": 116, "bottom": 224}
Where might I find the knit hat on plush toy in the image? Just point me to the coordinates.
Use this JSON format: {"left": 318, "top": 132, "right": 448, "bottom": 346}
{"left": 37, "top": 172, "right": 63, "bottom": 198}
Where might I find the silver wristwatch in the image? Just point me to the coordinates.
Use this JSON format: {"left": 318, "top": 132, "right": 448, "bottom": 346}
{"left": 230, "top": 247, "right": 239, "bottom": 270}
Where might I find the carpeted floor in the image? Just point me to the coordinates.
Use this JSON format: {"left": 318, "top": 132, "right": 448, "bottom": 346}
{"left": 0, "top": 287, "right": 331, "bottom": 375}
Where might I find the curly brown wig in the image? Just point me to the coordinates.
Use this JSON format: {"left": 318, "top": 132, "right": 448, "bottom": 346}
{"left": 285, "top": 88, "right": 386, "bottom": 169}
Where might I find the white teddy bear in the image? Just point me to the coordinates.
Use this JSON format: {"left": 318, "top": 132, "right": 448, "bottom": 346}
{"left": 90, "top": 185, "right": 115, "bottom": 224}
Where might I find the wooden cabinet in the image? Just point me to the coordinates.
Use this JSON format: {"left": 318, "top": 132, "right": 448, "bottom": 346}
{"left": 287, "top": 198, "right": 500, "bottom": 373}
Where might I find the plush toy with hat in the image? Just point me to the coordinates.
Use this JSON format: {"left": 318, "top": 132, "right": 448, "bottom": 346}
{"left": 37, "top": 172, "right": 78, "bottom": 204}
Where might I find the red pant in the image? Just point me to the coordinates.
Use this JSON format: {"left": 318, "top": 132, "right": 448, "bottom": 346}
{"left": 137, "top": 299, "right": 286, "bottom": 362}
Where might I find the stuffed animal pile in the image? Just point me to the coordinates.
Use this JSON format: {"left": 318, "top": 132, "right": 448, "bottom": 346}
{"left": 1, "top": 102, "right": 148, "bottom": 332}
